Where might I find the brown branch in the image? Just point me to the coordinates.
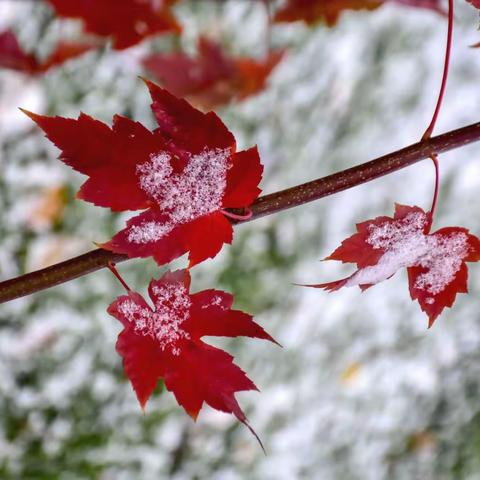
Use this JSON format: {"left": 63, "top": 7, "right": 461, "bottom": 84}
{"left": 1, "top": 121, "right": 480, "bottom": 304}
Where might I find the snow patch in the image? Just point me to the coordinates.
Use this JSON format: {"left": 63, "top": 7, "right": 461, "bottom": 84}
{"left": 118, "top": 282, "right": 192, "bottom": 355}
{"left": 413, "top": 232, "right": 469, "bottom": 295}
{"left": 128, "top": 148, "right": 231, "bottom": 244}
{"left": 345, "top": 211, "right": 470, "bottom": 295}
{"left": 127, "top": 221, "right": 173, "bottom": 244}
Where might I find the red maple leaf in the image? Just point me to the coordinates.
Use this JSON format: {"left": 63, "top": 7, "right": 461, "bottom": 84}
{"left": 108, "top": 269, "right": 276, "bottom": 443}
{"left": 0, "top": 29, "right": 37, "bottom": 72}
{"left": 23, "top": 79, "right": 263, "bottom": 267}
{"left": 468, "top": 0, "right": 480, "bottom": 8}
{"left": 0, "top": 29, "right": 93, "bottom": 74}
{"left": 274, "top": 0, "right": 445, "bottom": 26}
{"left": 274, "top": 0, "right": 382, "bottom": 25}
{"left": 305, "top": 204, "right": 480, "bottom": 327}
{"left": 45, "top": 0, "right": 180, "bottom": 50}
{"left": 143, "top": 36, "right": 284, "bottom": 110}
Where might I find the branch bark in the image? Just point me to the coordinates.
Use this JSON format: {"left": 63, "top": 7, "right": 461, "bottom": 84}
{"left": 1, "top": 120, "right": 480, "bottom": 304}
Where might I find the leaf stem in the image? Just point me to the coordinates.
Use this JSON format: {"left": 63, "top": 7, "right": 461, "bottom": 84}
{"left": 107, "top": 262, "right": 131, "bottom": 292}
{"left": 429, "top": 154, "right": 440, "bottom": 218}
{"left": 421, "top": 0, "right": 453, "bottom": 141}
{"left": 221, "top": 207, "right": 253, "bottom": 221}
{"left": 1, "top": 121, "right": 480, "bottom": 304}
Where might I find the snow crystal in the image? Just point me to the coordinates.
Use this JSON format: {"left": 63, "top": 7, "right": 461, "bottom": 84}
{"left": 211, "top": 295, "right": 224, "bottom": 306}
{"left": 127, "top": 221, "right": 173, "bottom": 244}
{"left": 367, "top": 212, "right": 427, "bottom": 250}
{"left": 117, "top": 282, "right": 192, "bottom": 355}
{"left": 129, "top": 148, "right": 231, "bottom": 244}
{"left": 201, "top": 294, "right": 227, "bottom": 310}
{"left": 414, "top": 232, "right": 469, "bottom": 295}
{"left": 344, "top": 211, "right": 470, "bottom": 295}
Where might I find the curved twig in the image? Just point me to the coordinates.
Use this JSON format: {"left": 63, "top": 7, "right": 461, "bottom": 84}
{"left": 1, "top": 120, "right": 480, "bottom": 304}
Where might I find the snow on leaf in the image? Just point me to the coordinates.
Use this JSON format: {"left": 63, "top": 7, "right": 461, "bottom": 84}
{"left": 23, "top": 79, "right": 263, "bottom": 267}
{"left": 143, "top": 36, "right": 284, "bottom": 110}
{"left": 108, "top": 270, "right": 276, "bottom": 443}
{"left": 0, "top": 29, "right": 93, "bottom": 74}
{"left": 274, "top": 0, "right": 445, "bottom": 26}
{"left": 45, "top": 0, "right": 180, "bottom": 50}
{"left": 304, "top": 204, "right": 480, "bottom": 327}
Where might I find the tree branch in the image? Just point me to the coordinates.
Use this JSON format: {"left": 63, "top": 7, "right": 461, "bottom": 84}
{"left": 1, "top": 120, "right": 480, "bottom": 304}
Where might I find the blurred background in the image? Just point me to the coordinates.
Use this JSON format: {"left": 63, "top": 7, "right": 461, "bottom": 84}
{"left": 1, "top": 0, "right": 480, "bottom": 478}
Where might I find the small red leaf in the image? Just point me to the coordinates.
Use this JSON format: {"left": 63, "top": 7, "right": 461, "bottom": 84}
{"left": 45, "top": 0, "right": 180, "bottom": 50}
{"left": 0, "top": 29, "right": 37, "bottom": 73}
{"left": 108, "top": 270, "right": 276, "bottom": 441}
{"left": 0, "top": 29, "right": 93, "bottom": 74}
{"left": 25, "top": 79, "right": 263, "bottom": 267}
{"left": 143, "top": 37, "right": 284, "bottom": 110}
{"left": 274, "top": 0, "right": 382, "bottom": 26}
{"left": 305, "top": 204, "right": 480, "bottom": 326}
{"left": 273, "top": 0, "right": 445, "bottom": 26}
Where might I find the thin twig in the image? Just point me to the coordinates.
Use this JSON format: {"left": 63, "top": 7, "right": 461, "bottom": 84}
{"left": 1, "top": 121, "right": 480, "bottom": 304}
{"left": 421, "top": 0, "right": 453, "bottom": 141}
{"left": 107, "top": 262, "right": 131, "bottom": 292}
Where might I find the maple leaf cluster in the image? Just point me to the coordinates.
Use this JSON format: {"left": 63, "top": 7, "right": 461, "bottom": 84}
{"left": 0, "top": 0, "right": 456, "bottom": 102}
{"left": 0, "top": 6, "right": 283, "bottom": 108}
{"left": 24, "top": 79, "right": 272, "bottom": 440}
{"left": 0, "top": 1, "right": 180, "bottom": 74}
